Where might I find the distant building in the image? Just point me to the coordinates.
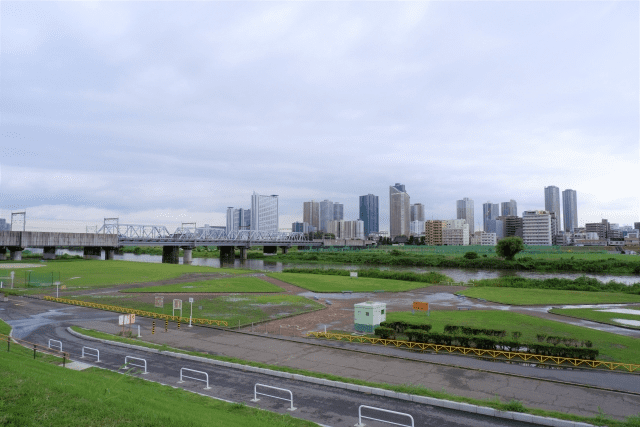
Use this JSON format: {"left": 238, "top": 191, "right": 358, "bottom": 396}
{"left": 443, "top": 219, "right": 470, "bottom": 246}
{"left": 389, "top": 183, "right": 410, "bottom": 239}
{"left": 303, "top": 201, "right": 320, "bottom": 230}
{"left": 251, "top": 193, "right": 278, "bottom": 232}
{"left": 585, "top": 219, "right": 610, "bottom": 240}
{"left": 292, "top": 222, "right": 310, "bottom": 233}
{"left": 410, "top": 203, "right": 425, "bottom": 222}
{"left": 501, "top": 200, "right": 517, "bottom": 217}
{"left": 635, "top": 222, "right": 640, "bottom": 231}
{"left": 470, "top": 231, "right": 497, "bottom": 246}
{"left": 486, "top": 218, "right": 505, "bottom": 241}
{"left": 562, "top": 189, "right": 578, "bottom": 232}
{"left": 333, "top": 203, "right": 344, "bottom": 221}
{"left": 359, "top": 194, "right": 379, "bottom": 237}
{"left": 410, "top": 220, "right": 425, "bottom": 236}
{"left": 328, "top": 220, "right": 364, "bottom": 239}
{"left": 499, "top": 216, "right": 523, "bottom": 239}
{"left": 319, "top": 200, "right": 334, "bottom": 232}
{"left": 226, "top": 207, "right": 251, "bottom": 232}
{"left": 544, "top": 186, "right": 561, "bottom": 235}
{"left": 0, "top": 218, "right": 10, "bottom": 231}
{"left": 482, "top": 202, "right": 499, "bottom": 233}
{"left": 456, "top": 197, "right": 474, "bottom": 234}
{"left": 523, "top": 210, "right": 552, "bottom": 246}
{"left": 425, "top": 220, "right": 445, "bottom": 246}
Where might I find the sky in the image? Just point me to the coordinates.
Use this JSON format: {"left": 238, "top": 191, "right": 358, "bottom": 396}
{"left": 1, "top": 1, "right": 638, "bottom": 233}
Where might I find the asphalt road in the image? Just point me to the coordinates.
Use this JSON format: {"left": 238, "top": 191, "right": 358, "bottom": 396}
{"left": 1, "top": 298, "right": 542, "bottom": 427}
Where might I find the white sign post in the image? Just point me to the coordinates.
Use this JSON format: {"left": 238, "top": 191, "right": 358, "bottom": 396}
{"left": 173, "top": 299, "right": 183, "bottom": 317}
{"left": 10, "top": 271, "right": 14, "bottom": 289}
{"left": 188, "top": 297, "right": 194, "bottom": 327}
{"left": 54, "top": 282, "right": 60, "bottom": 298}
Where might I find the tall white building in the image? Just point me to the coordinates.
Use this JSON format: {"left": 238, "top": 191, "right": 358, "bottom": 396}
{"left": 544, "top": 186, "right": 561, "bottom": 235}
{"left": 410, "top": 203, "right": 425, "bottom": 222}
{"left": 251, "top": 193, "right": 279, "bottom": 232}
{"left": 562, "top": 189, "right": 578, "bottom": 232}
{"left": 410, "top": 220, "right": 425, "bottom": 236}
{"left": 523, "top": 210, "right": 552, "bottom": 246}
{"left": 328, "top": 220, "right": 365, "bottom": 239}
{"left": 442, "top": 219, "right": 470, "bottom": 245}
{"left": 226, "top": 207, "right": 251, "bottom": 232}
{"left": 389, "top": 183, "right": 410, "bottom": 239}
{"left": 456, "top": 197, "right": 474, "bottom": 234}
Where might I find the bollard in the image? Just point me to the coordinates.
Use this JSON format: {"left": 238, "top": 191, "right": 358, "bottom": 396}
{"left": 178, "top": 321, "right": 181, "bottom": 330}
{"left": 33, "top": 344, "right": 37, "bottom": 359}
{"left": 152, "top": 321, "right": 155, "bottom": 335}
{"left": 165, "top": 319, "right": 168, "bottom": 332}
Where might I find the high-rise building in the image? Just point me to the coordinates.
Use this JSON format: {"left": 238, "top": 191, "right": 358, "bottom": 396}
{"left": 303, "top": 201, "right": 320, "bottom": 230}
{"left": 226, "top": 207, "right": 251, "bottom": 232}
{"left": 482, "top": 202, "right": 499, "bottom": 232}
{"left": 319, "top": 200, "right": 334, "bottom": 232}
{"left": 410, "top": 221, "right": 425, "bottom": 236}
{"left": 562, "top": 189, "right": 578, "bottom": 232}
{"left": 389, "top": 183, "right": 410, "bottom": 239}
{"left": 635, "top": 222, "right": 640, "bottom": 231}
{"left": 498, "top": 216, "right": 523, "bottom": 239}
{"left": 333, "top": 203, "right": 344, "bottom": 221}
{"left": 291, "top": 222, "right": 310, "bottom": 233}
{"left": 486, "top": 218, "right": 504, "bottom": 241}
{"left": 585, "top": 219, "right": 610, "bottom": 240}
{"left": 0, "top": 218, "right": 10, "bottom": 231}
{"left": 328, "top": 220, "right": 365, "bottom": 239}
{"left": 456, "top": 197, "right": 474, "bottom": 234}
{"left": 544, "top": 186, "right": 561, "bottom": 235}
{"left": 443, "top": 219, "right": 470, "bottom": 246}
{"left": 359, "top": 194, "right": 379, "bottom": 237}
{"left": 501, "top": 200, "right": 517, "bottom": 217}
{"left": 523, "top": 210, "right": 552, "bottom": 246}
{"left": 250, "top": 193, "right": 278, "bottom": 232}
{"left": 410, "top": 203, "right": 425, "bottom": 222}
{"left": 425, "top": 220, "right": 445, "bottom": 245}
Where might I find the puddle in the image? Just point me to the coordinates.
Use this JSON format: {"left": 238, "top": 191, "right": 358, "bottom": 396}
{"left": 596, "top": 308, "right": 640, "bottom": 315}
{"left": 612, "top": 318, "right": 640, "bottom": 327}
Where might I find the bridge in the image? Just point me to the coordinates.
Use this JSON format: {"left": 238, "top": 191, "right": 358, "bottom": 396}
{"left": 1, "top": 222, "right": 374, "bottom": 264}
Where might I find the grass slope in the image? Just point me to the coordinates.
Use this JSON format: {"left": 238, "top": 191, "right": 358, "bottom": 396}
{"left": 550, "top": 308, "right": 640, "bottom": 330}
{"left": 460, "top": 287, "right": 640, "bottom": 305}
{"left": 384, "top": 310, "right": 640, "bottom": 364}
{"left": 268, "top": 272, "right": 433, "bottom": 292}
{"left": 121, "top": 276, "right": 283, "bottom": 293}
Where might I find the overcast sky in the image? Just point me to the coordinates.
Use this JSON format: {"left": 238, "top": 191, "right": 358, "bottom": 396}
{"left": 1, "top": 1, "right": 638, "bottom": 233}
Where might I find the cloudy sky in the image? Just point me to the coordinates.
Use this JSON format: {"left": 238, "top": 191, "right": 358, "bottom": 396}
{"left": 1, "top": 1, "right": 638, "bottom": 233}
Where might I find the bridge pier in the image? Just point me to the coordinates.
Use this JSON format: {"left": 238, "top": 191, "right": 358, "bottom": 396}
{"left": 104, "top": 247, "right": 116, "bottom": 260}
{"left": 8, "top": 247, "right": 24, "bottom": 260}
{"left": 238, "top": 247, "right": 248, "bottom": 260}
{"left": 182, "top": 248, "right": 193, "bottom": 265}
{"left": 279, "top": 246, "right": 289, "bottom": 255}
{"left": 263, "top": 246, "right": 277, "bottom": 255}
{"left": 43, "top": 246, "right": 56, "bottom": 260}
{"left": 83, "top": 247, "right": 102, "bottom": 260}
{"left": 219, "top": 246, "right": 235, "bottom": 259}
{"left": 162, "top": 246, "right": 179, "bottom": 264}
{"left": 0, "top": 247, "right": 6, "bottom": 260}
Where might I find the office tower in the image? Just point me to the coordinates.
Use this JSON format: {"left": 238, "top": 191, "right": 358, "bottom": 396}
{"left": 456, "top": 197, "right": 474, "bottom": 234}
{"left": 250, "top": 193, "right": 278, "bottom": 232}
{"left": 425, "top": 220, "right": 444, "bottom": 245}
{"left": 482, "top": 202, "right": 499, "bottom": 232}
{"left": 410, "top": 221, "right": 425, "bottom": 236}
{"left": 333, "top": 203, "right": 344, "bottom": 221}
{"left": 501, "top": 200, "right": 517, "bottom": 217}
{"left": 562, "top": 189, "right": 578, "bottom": 232}
{"left": 410, "top": 203, "right": 425, "bottom": 222}
{"left": 486, "top": 217, "right": 504, "bottom": 241}
{"left": 359, "top": 194, "right": 379, "bottom": 237}
{"left": 522, "top": 210, "right": 552, "bottom": 246}
{"left": 292, "top": 222, "right": 310, "bottom": 233}
{"left": 319, "top": 200, "right": 334, "bottom": 232}
{"left": 498, "top": 215, "right": 522, "bottom": 239}
{"left": 635, "top": 222, "right": 640, "bottom": 231}
{"left": 389, "top": 183, "right": 410, "bottom": 239}
{"left": 328, "top": 219, "right": 365, "bottom": 239}
{"left": 544, "top": 186, "right": 561, "bottom": 234}
{"left": 226, "top": 207, "right": 250, "bottom": 232}
{"left": 0, "top": 218, "right": 10, "bottom": 231}
{"left": 303, "top": 201, "right": 320, "bottom": 230}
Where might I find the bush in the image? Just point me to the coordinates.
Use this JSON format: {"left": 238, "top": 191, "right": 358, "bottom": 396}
{"left": 495, "top": 237, "right": 525, "bottom": 261}
{"left": 463, "top": 251, "right": 479, "bottom": 260}
{"left": 374, "top": 327, "right": 395, "bottom": 339}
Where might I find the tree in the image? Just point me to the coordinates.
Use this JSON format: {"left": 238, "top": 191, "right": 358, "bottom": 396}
{"left": 495, "top": 237, "right": 525, "bottom": 261}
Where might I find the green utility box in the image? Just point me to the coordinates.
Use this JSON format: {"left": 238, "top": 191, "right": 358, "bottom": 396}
{"left": 354, "top": 301, "right": 386, "bottom": 333}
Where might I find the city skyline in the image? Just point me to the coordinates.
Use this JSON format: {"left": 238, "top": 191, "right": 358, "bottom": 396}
{"left": 1, "top": 2, "right": 637, "bottom": 232}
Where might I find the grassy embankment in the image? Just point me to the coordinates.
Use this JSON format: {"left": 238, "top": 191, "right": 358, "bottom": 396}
{"left": 121, "top": 245, "right": 266, "bottom": 259}
{"left": 379, "top": 311, "right": 640, "bottom": 364}
{"left": 549, "top": 308, "right": 640, "bottom": 330}
{"left": 260, "top": 247, "right": 640, "bottom": 275}
{"left": 120, "top": 276, "right": 283, "bottom": 293}
{"left": 69, "top": 326, "right": 640, "bottom": 426}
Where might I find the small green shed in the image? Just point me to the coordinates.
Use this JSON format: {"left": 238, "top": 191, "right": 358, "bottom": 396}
{"left": 354, "top": 301, "right": 386, "bottom": 333}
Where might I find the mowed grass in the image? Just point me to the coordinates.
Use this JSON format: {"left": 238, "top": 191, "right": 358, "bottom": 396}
{"left": 121, "top": 276, "right": 283, "bottom": 293}
{"left": 550, "top": 308, "right": 640, "bottom": 330}
{"left": 267, "top": 272, "right": 433, "bottom": 292}
{"left": 460, "top": 287, "right": 640, "bottom": 305}
{"left": 4, "top": 260, "right": 252, "bottom": 291}
{"left": 0, "top": 348, "right": 317, "bottom": 427}
{"left": 384, "top": 310, "right": 640, "bottom": 364}
{"left": 69, "top": 294, "right": 323, "bottom": 326}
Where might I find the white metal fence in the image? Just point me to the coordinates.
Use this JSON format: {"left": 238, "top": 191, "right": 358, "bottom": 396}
{"left": 250, "top": 383, "right": 296, "bottom": 411}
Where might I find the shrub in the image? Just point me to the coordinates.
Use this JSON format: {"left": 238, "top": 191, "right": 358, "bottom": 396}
{"left": 374, "top": 327, "right": 395, "bottom": 339}
{"left": 512, "top": 331, "right": 522, "bottom": 340}
{"left": 463, "top": 251, "right": 479, "bottom": 260}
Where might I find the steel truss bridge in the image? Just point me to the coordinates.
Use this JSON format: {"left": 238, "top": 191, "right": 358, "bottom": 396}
{"left": 97, "top": 223, "right": 319, "bottom": 248}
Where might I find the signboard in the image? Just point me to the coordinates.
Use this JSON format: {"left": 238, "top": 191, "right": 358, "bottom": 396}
{"left": 188, "top": 297, "right": 194, "bottom": 303}
{"left": 173, "top": 299, "right": 182, "bottom": 310}
{"left": 118, "top": 314, "right": 135, "bottom": 325}
{"left": 130, "top": 314, "right": 135, "bottom": 324}
{"left": 155, "top": 296, "right": 164, "bottom": 308}
{"left": 350, "top": 272, "right": 358, "bottom": 278}
{"left": 61, "top": 285, "right": 66, "bottom": 290}
{"left": 412, "top": 301, "right": 429, "bottom": 312}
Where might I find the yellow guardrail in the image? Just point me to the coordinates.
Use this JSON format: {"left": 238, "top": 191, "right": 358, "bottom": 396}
{"left": 43, "top": 296, "right": 228, "bottom": 327}
{"left": 306, "top": 331, "right": 640, "bottom": 373}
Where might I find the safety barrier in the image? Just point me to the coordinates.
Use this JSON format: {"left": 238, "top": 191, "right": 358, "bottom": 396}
{"left": 1, "top": 333, "right": 68, "bottom": 367}
{"left": 81, "top": 346, "right": 100, "bottom": 362}
{"left": 306, "top": 331, "right": 640, "bottom": 373}
{"left": 251, "top": 384, "right": 296, "bottom": 411}
{"left": 43, "top": 296, "right": 228, "bottom": 327}
{"left": 124, "top": 356, "right": 148, "bottom": 374}
{"left": 48, "top": 339, "right": 62, "bottom": 352}
{"left": 356, "top": 405, "right": 414, "bottom": 427}
{"left": 178, "top": 367, "right": 210, "bottom": 389}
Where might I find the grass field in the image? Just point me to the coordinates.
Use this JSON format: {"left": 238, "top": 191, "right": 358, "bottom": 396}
{"left": 68, "top": 293, "right": 323, "bottom": 326}
{"left": 549, "top": 308, "right": 640, "bottom": 330}
{"left": 0, "top": 260, "right": 252, "bottom": 292}
{"left": 0, "top": 344, "right": 317, "bottom": 426}
{"left": 384, "top": 310, "right": 640, "bottom": 364}
{"left": 268, "top": 272, "right": 434, "bottom": 292}
{"left": 459, "top": 287, "right": 640, "bottom": 305}
{"left": 121, "top": 276, "right": 283, "bottom": 293}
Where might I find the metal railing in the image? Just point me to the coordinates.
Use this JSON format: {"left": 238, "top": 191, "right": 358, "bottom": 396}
{"left": 178, "top": 367, "right": 210, "bottom": 389}
{"left": 306, "top": 331, "right": 640, "bottom": 373}
{"left": 48, "top": 339, "right": 62, "bottom": 352}
{"left": 43, "top": 296, "right": 228, "bottom": 326}
{"left": 250, "top": 383, "right": 296, "bottom": 411}
{"left": 1, "top": 333, "right": 68, "bottom": 367}
{"left": 124, "top": 355, "right": 148, "bottom": 374}
{"left": 81, "top": 346, "right": 100, "bottom": 362}
{"left": 356, "top": 405, "right": 414, "bottom": 427}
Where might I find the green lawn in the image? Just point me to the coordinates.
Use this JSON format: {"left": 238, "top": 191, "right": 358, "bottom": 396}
{"left": 460, "top": 287, "right": 640, "bottom": 305}
{"left": 384, "top": 310, "right": 640, "bottom": 364}
{"left": 121, "top": 276, "right": 283, "bottom": 293}
{"left": 0, "top": 345, "right": 317, "bottom": 426}
{"left": 1, "top": 260, "right": 252, "bottom": 292}
{"left": 550, "top": 308, "right": 640, "bottom": 330}
{"left": 68, "top": 294, "right": 323, "bottom": 326}
{"left": 268, "top": 272, "right": 433, "bottom": 292}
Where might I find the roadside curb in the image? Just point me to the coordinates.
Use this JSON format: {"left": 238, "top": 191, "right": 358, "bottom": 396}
{"left": 67, "top": 327, "right": 595, "bottom": 427}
